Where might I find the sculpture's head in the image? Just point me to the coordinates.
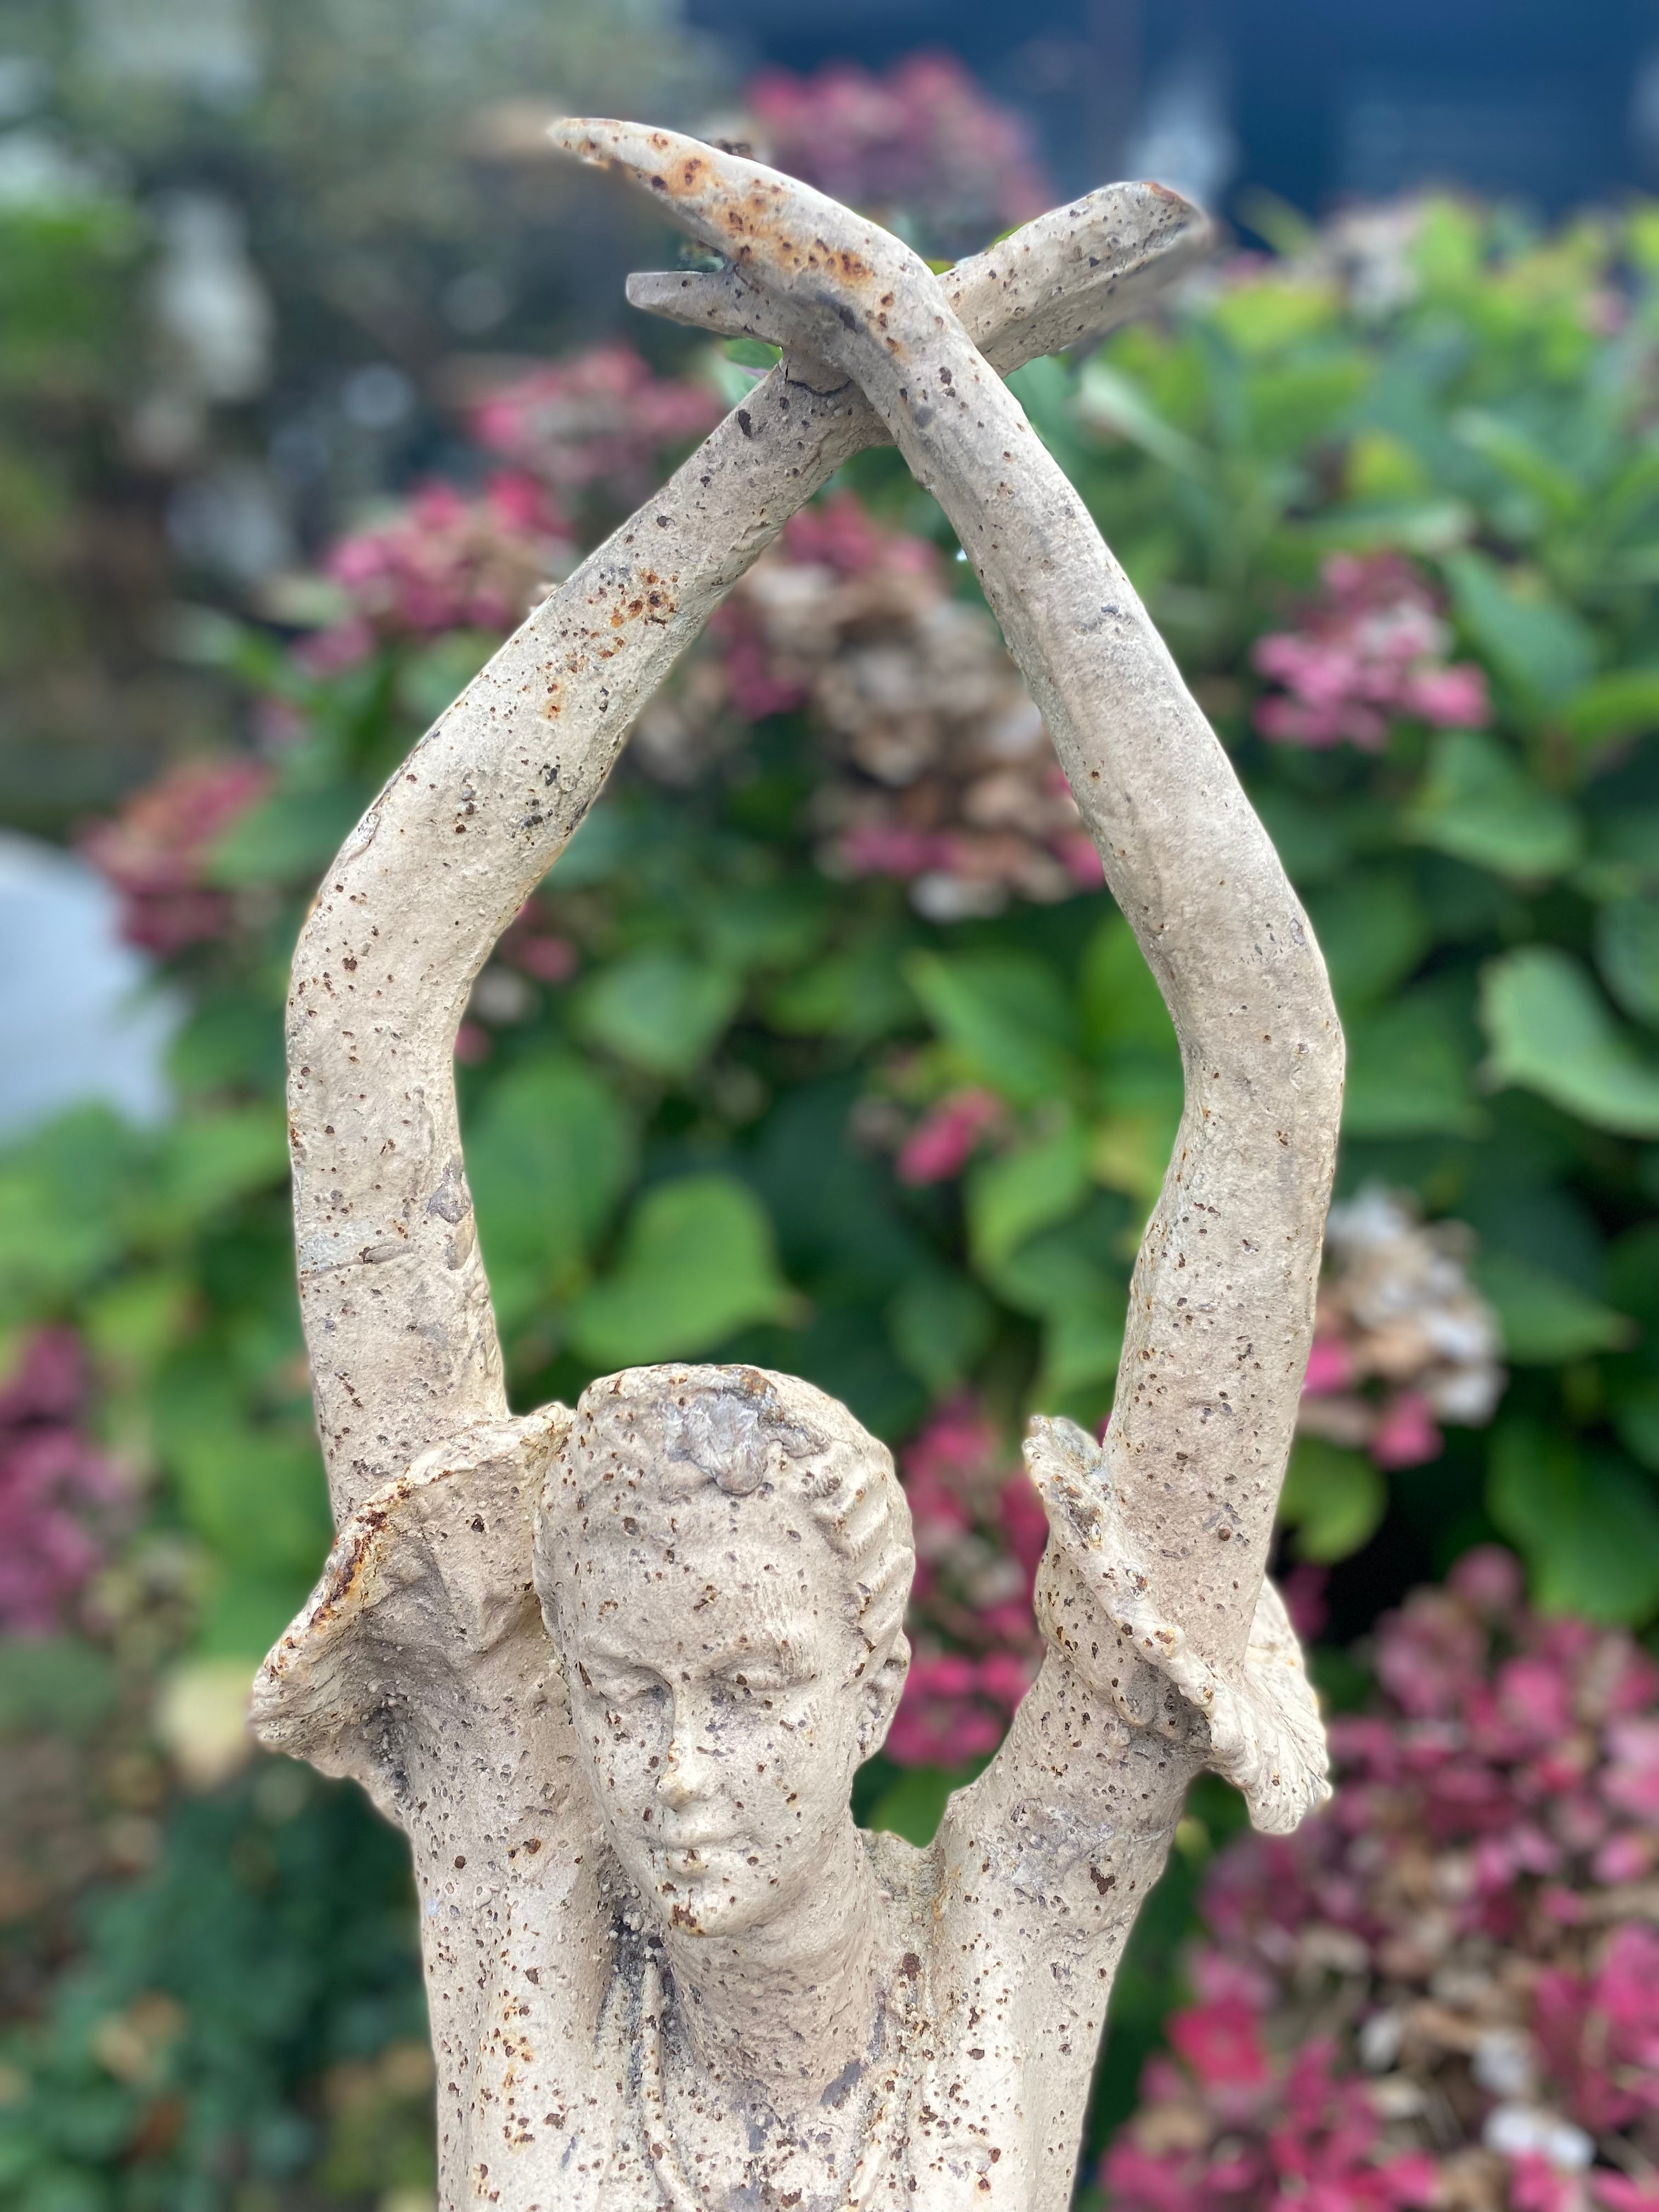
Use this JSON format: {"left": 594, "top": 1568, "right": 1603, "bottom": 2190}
{"left": 534, "top": 1365, "right": 913, "bottom": 1937}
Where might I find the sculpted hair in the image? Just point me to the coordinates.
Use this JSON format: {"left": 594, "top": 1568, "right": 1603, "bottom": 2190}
{"left": 533, "top": 1364, "right": 914, "bottom": 1678}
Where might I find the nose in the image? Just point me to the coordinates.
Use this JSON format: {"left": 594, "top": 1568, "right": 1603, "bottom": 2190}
{"left": 655, "top": 1692, "right": 717, "bottom": 1808}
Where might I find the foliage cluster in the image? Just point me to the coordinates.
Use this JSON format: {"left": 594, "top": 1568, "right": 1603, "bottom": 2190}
{"left": 3, "top": 152, "right": 1659, "bottom": 2210}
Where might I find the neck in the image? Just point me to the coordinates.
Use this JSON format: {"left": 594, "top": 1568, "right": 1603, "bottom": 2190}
{"left": 662, "top": 1818, "right": 884, "bottom": 2109}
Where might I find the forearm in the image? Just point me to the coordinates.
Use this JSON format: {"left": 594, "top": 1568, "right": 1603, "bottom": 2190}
{"left": 833, "top": 314, "right": 1343, "bottom": 1673}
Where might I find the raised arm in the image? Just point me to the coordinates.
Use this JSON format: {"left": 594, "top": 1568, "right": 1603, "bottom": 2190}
{"left": 558, "top": 122, "right": 1342, "bottom": 1679}
{"left": 287, "top": 177, "right": 1209, "bottom": 1525}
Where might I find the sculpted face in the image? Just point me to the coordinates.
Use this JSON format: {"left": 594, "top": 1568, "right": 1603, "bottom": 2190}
{"left": 555, "top": 1478, "right": 890, "bottom": 1937}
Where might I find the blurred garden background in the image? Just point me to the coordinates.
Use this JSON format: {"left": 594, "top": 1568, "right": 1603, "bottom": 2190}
{"left": 4, "top": 2, "right": 1659, "bottom": 2208}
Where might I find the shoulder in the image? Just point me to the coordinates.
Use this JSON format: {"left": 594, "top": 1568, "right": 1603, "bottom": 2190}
{"left": 250, "top": 1402, "right": 573, "bottom": 1814}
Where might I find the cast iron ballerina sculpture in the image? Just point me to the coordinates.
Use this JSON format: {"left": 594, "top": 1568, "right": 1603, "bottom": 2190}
{"left": 252, "top": 132, "right": 1344, "bottom": 2212}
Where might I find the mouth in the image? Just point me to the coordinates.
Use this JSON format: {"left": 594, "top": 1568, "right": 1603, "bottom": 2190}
{"left": 650, "top": 1836, "right": 739, "bottom": 1874}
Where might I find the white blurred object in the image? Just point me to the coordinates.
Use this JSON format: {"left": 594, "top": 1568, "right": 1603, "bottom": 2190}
{"left": 154, "top": 1656, "right": 257, "bottom": 1788}
{"left": 167, "top": 459, "right": 292, "bottom": 583}
{"left": 78, "top": 0, "right": 261, "bottom": 103}
{"left": 151, "top": 191, "right": 272, "bottom": 404}
{"left": 0, "top": 833, "right": 179, "bottom": 1138}
{"left": 0, "top": 57, "right": 50, "bottom": 122}
{"left": 1125, "top": 49, "right": 1236, "bottom": 216}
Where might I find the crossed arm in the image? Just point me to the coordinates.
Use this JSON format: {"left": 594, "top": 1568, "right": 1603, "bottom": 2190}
{"left": 555, "top": 125, "right": 1345, "bottom": 1687}
{"left": 283, "top": 166, "right": 1209, "bottom": 1533}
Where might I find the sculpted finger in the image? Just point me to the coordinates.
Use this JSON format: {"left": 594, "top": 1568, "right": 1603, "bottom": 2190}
{"left": 624, "top": 267, "right": 793, "bottom": 345}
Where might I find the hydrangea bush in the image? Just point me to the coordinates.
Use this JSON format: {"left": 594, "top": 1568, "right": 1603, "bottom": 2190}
{"left": 3, "top": 58, "right": 1659, "bottom": 2209}
{"left": 1093, "top": 1550, "right": 1659, "bottom": 2212}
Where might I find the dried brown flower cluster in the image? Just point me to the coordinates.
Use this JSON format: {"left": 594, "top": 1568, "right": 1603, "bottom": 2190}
{"left": 637, "top": 494, "right": 1102, "bottom": 920}
{"left": 1299, "top": 1188, "right": 1506, "bottom": 1471}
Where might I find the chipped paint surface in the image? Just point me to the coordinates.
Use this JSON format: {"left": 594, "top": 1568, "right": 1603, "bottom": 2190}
{"left": 256, "top": 130, "right": 1335, "bottom": 2211}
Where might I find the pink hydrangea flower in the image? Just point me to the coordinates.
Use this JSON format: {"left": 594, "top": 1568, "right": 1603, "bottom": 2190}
{"left": 1252, "top": 552, "right": 1491, "bottom": 749}
{"left": 1368, "top": 1389, "right": 1442, "bottom": 1469}
{"left": 1302, "top": 1334, "right": 1353, "bottom": 1396}
{"left": 471, "top": 344, "right": 720, "bottom": 503}
{"left": 1536, "top": 1926, "right": 1659, "bottom": 2132}
{"left": 884, "top": 1650, "right": 1029, "bottom": 1765}
{"left": 746, "top": 53, "right": 1051, "bottom": 257}
{"left": 896, "top": 1088, "right": 1003, "bottom": 1184}
{"left": 312, "top": 472, "right": 572, "bottom": 660}
{"left": 0, "top": 1330, "right": 126, "bottom": 1634}
{"left": 1167, "top": 1997, "right": 1271, "bottom": 2089}
{"left": 887, "top": 1397, "right": 1046, "bottom": 1767}
{"left": 82, "top": 756, "right": 271, "bottom": 954}
{"left": 1594, "top": 2175, "right": 1659, "bottom": 2212}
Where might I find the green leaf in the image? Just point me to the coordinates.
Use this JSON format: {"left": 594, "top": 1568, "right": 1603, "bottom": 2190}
{"left": 1562, "top": 667, "right": 1659, "bottom": 753}
{"left": 1305, "top": 869, "right": 1431, "bottom": 1006}
{"left": 1344, "top": 991, "right": 1484, "bottom": 1138}
{"left": 1075, "top": 360, "right": 1209, "bottom": 478}
{"left": 1278, "top": 1437, "right": 1387, "bottom": 1562}
{"left": 548, "top": 804, "right": 633, "bottom": 887}
{"left": 1471, "top": 1250, "right": 1637, "bottom": 1362}
{"left": 81, "top": 1268, "right": 195, "bottom": 1377}
{"left": 1207, "top": 276, "right": 1341, "bottom": 356}
{"left": 0, "top": 1638, "right": 117, "bottom": 1738}
{"left": 906, "top": 951, "right": 1081, "bottom": 1107}
{"left": 1489, "top": 1421, "right": 1659, "bottom": 1624}
{"left": 1078, "top": 916, "right": 1178, "bottom": 1056}
{"left": 1250, "top": 789, "right": 1354, "bottom": 885}
{"left": 196, "top": 1570, "right": 319, "bottom": 1659}
{"left": 1612, "top": 1379, "right": 1659, "bottom": 1473}
{"left": 966, "top": 1121, "right": 1092, "bottom": 1276}
{"left": 208, "top": 786, "right": 366, "bottom": 887}
{"left": 156, "top": 1366, "right": 331, "bottom": 1583}
{"left": 1444, "top": 549, "right": 1595, "bottom": 708}
{"left": 0, "top": 1107, "right": 146, "bottom": 1322}
{"left": 1453, "top": 410, "right": 1586, "bottom": 521}
{"left": 1597, "top": 897, "right": 1659, "bottom": 1029}
{"left": 1246, "top": 357, "right": 1371, "bottom": 454}
{"left": 1038, "top": 1296, "right": 1125, "bottom": 1401}
{"left": 574, "top": 950, "right": 741, "bottom": 1077}
{"left": 1481, "top": 947, "right": 1659, "bottom": 1136}
{"left": 150, "top": 1104, "right": 289, "bottom": 1230}
{"left": 887, "top": 1271, "right": 995, "bottom": 1395}
{"left": 1405, "top": 729, "right": 1583, "bottom": 883}
{"left": 567, "top": 1174, "right": 798, "bottom": 1368}
{"left": 765, "top": 944, "right": 916, "bottom": 1041}
{"left": 863, "top": 1764, "right": 976, "bottom": 1846}
{"left": 697, "top": 884, "right": 827, "bottom": 974}
{"left": 1609, "top": 1224, "right": 1659, "bottom": 1329}
{"left": 168, "top": 988, "right": 285, "bottom": 1094}
{"left": 397, "top": 631, "right": 498, "bottom": 723}
{"left": 468, "top": 1054, "right": 635, "bottom": 1324}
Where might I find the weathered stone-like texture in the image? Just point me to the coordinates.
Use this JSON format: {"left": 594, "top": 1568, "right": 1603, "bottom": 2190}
{"left": 257, "top": 131, "right": 1338, "bottom": 2212}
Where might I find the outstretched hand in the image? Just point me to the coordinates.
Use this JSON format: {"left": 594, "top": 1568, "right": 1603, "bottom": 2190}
{"left": 1024, "top": 1416, "right": 1330, "bottom": 1836}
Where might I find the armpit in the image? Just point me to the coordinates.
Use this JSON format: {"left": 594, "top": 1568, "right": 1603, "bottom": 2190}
{"left": 1025, "top": 1416, "right": 1330, "bottom": 1836}
{"left": 250, "top": 1403, "right": 574, "bottom": 1815}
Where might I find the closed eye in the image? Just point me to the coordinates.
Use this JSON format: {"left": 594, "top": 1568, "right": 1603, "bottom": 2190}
{"left": 584, "top": 1668, "right": 663, "bottom": 1709}
{"left": 716, "top": 1665, "right": 804, "bottom": 1698}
